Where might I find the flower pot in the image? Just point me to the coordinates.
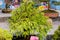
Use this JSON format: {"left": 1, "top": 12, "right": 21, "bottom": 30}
{"left": 12, "top": 35, "right": 38, "bottom": 40}
{"left": 12, "top": 35, "right": 25, "bottom": 40}
{"left": 2, "top": 9, "right": 12, "bottom": 13}
{"left": 44, "top": 13, "right": 58, "bottom": 18}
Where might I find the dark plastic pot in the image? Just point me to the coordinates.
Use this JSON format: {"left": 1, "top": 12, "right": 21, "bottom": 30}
{"left": 12, "top": 35, "right": 37, "bottom": 40}
{"left": 12, "top": 35, "right": 26, "bottom": 40}
{"left": 12, "top": 35, "right": 30, "bottom": 40}
{"left": 2, "top": 9, "right": 12, "bottom": 13}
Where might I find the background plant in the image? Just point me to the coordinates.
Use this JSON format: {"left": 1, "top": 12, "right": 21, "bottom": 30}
{"left": 9, "top": 0, "right": 52, "bottom": 40}
{"left": 53, "top": 1, "right": 60, "bottom": 5}
{"left": 53, "top": 26, "right": 60, "bottom": 40}
{"left": 38, "top": 0, "right": 50, "bottom": 10}
{"left": 0, "top": 28, "right": 12, "bottom": 40}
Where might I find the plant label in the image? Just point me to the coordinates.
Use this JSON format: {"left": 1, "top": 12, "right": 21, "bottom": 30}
{"left": 30, "top": 36, "right": 39, "bottom": 40}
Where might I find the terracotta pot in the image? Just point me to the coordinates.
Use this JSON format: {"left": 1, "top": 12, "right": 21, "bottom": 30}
{"left": 44, "top": 13, "right": 58, "bottom": 18}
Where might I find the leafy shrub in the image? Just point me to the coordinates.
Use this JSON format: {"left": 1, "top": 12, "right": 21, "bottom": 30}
{"left": 53, "top": 26, "right": 60, "bottom": 40}
{"left": 0, "top": 28, "right": 12, "bottom": 40}
{"left": 9, "top": 0, "right": 52, "bottom": 40}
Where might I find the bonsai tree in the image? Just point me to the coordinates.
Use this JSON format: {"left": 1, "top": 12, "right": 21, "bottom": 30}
{"left": 9, "top": 0, "right": 52, "bottom": 40}
{"left": 2, "top": 0, "right": 12, "bottom": 13}
{"left": 53, "top": 26, "right": 60, "bottom": 40}
{"left": 0, "top": 28, "right": 12, "bottom": 40}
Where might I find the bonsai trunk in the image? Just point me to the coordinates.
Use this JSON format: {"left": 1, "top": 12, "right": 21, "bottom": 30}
{"left": 48, "top": 0, "right": 50, "bottom": 10}
{"left": 48, "top": 2, "right": 50, "bottom": 10}
{"left": 5, "top": 3, "right": 9, "bottom": 9}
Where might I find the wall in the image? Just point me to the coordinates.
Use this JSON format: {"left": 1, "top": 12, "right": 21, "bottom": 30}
{"left": 0, "top": 0, "right": 5, "bottom": 9}
{"left": 50, "top": 0, "right": 60, "bottom": 10}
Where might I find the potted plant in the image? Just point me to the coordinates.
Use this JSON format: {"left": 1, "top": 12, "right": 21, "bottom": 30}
{"left": 39, "top": 0, "right": 58, "bottom": 18}
{"left": 9, "top": 0, "right": 52, "bottom": 40}
{"left": 2, "top": 0, "right": 12, "bottom": 13}
{"left": 0, "top": 28, "right": 12, "bottom": 40}
{"left": 42, "top": 10, "right": 58, "bottom": 18}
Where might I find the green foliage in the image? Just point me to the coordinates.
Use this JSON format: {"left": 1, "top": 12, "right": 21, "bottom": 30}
{"left": 33, "top": 0, "right": 48, "bottom": 4}
{"left": 39, "top": 0, "right": 48, "bottom": 2}
{"left": 9, "top": 0, "right": 52, "bottom": 40}
{"left": 42, "top": 10, "right": 58, "bottom": 13}
{"left": 0, "top": 28, "right": 12, "bottom": 40}
{"left": 53, "top": 1, "right": 60, "bottom": 5}
{"left": 53, "top": 26, "right": 60, "bottom": 40}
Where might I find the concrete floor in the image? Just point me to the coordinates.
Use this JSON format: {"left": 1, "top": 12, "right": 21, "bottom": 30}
{"left": 0, "top": 18, "right": 9, "bottom": 30}
{"left": 48, "top": 20, "right": 60, "bottom": 35}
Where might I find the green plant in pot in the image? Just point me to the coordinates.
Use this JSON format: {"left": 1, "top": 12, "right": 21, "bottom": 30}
{"left": 0, "top": 28, "right": 12, "bottom": 40}
{"left": 53, "top": 26, "right": 60, "bottom": 40}
{"left": 9, "top": 0, "right": 52, "bottom": 40}
{"left": 2, "top": 1, "right": 12, "bottom": 13}
{"left": 38, "top": 0, "right": 58, "bottom": 18}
